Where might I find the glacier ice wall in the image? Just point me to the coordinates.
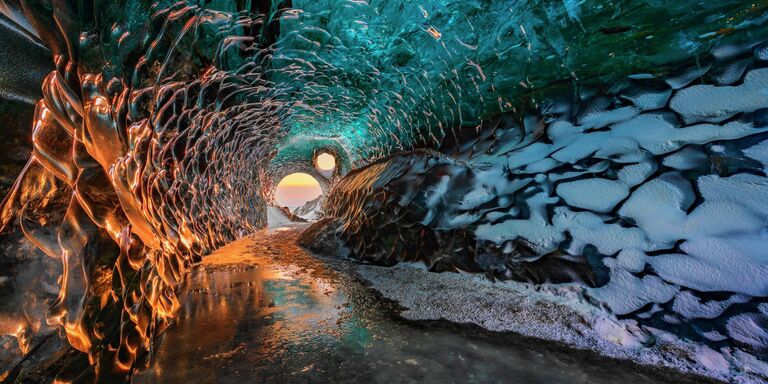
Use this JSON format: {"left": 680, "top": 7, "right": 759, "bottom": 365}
{"left": 308, "top": 49, "right": 768, "bottom": 360}
{"left": 0, "top": 0, "right": 766, "bottom": 380}
{"left": 0, "top": 1, "right": 291, "bottom": 379}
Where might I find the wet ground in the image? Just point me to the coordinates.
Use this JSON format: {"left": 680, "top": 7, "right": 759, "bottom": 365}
{"left": 133, "top": 225, "right": 720, "bottom": 384}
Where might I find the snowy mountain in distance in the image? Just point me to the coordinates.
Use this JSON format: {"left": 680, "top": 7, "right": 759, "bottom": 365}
{"left": 293, "top": 196, "right": 324, "bottom": 221}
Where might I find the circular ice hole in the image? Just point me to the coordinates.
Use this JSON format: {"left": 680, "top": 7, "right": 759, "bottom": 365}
{"left": 316, "top": 152, "right": 336, "bottom": 173}
{"left": 274, "top": 173, "right": 322, "bottom": 209}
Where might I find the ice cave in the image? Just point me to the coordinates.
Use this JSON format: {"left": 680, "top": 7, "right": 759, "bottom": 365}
{"left": 0, "top": 0, "right": 767, "bottom": 383}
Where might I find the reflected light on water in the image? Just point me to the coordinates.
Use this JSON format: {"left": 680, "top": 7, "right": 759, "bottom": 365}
{"left": 134, "top": 227, "right": 707, "bottom": 384}
{"left": 135, "top": 228, "right": 352, "bottom": 383}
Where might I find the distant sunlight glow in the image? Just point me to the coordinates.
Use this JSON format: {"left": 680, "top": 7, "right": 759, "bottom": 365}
{"left": 316, "top": 153, "right": 336, "bottom": 171}
{"left": 275, "top": 173, "right": 322, "bottom": 207}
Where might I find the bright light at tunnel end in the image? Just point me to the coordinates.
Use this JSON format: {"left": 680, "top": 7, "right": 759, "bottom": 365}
{"left": 316, "top": 153, "right": 336, "bottom": 172}
{"left": 275, "top": 172, "right": 322, "bottom": 207}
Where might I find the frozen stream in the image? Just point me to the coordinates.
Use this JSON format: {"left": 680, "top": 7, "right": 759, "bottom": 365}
{"left": 133, "top": 225, "right": 719, "bottom": 384}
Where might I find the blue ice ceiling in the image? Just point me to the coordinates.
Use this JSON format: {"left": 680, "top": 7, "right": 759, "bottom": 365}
{"left": 79, "top": 0, "right": 768, "bottom": 167}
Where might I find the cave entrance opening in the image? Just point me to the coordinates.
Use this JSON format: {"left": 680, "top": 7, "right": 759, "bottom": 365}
{"left": 272, "top": 172, "right": 323, "bottom": 224}
{"left": 315, "top": 152, "right": 336, "bottom": 177}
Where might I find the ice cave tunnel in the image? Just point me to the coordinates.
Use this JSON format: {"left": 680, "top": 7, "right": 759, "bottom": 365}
{"left": 0, "top": 0, "right": 767, "bottom": 383}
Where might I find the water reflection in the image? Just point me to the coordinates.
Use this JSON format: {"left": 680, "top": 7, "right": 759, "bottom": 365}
{"left": 134, "top": 227, "right": 717, "bottom": 384}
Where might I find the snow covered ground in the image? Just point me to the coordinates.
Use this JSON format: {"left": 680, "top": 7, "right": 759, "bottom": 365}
{"left": 355, "top": 263, "right": 768, "bottom": 383}
{"left": 267, "top": 206, "right": 303, "bottom": 227}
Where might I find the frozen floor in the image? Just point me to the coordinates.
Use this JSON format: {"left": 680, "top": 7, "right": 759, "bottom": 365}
{"left": 133, "top": 226, "right": 719, "bottom": 384}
